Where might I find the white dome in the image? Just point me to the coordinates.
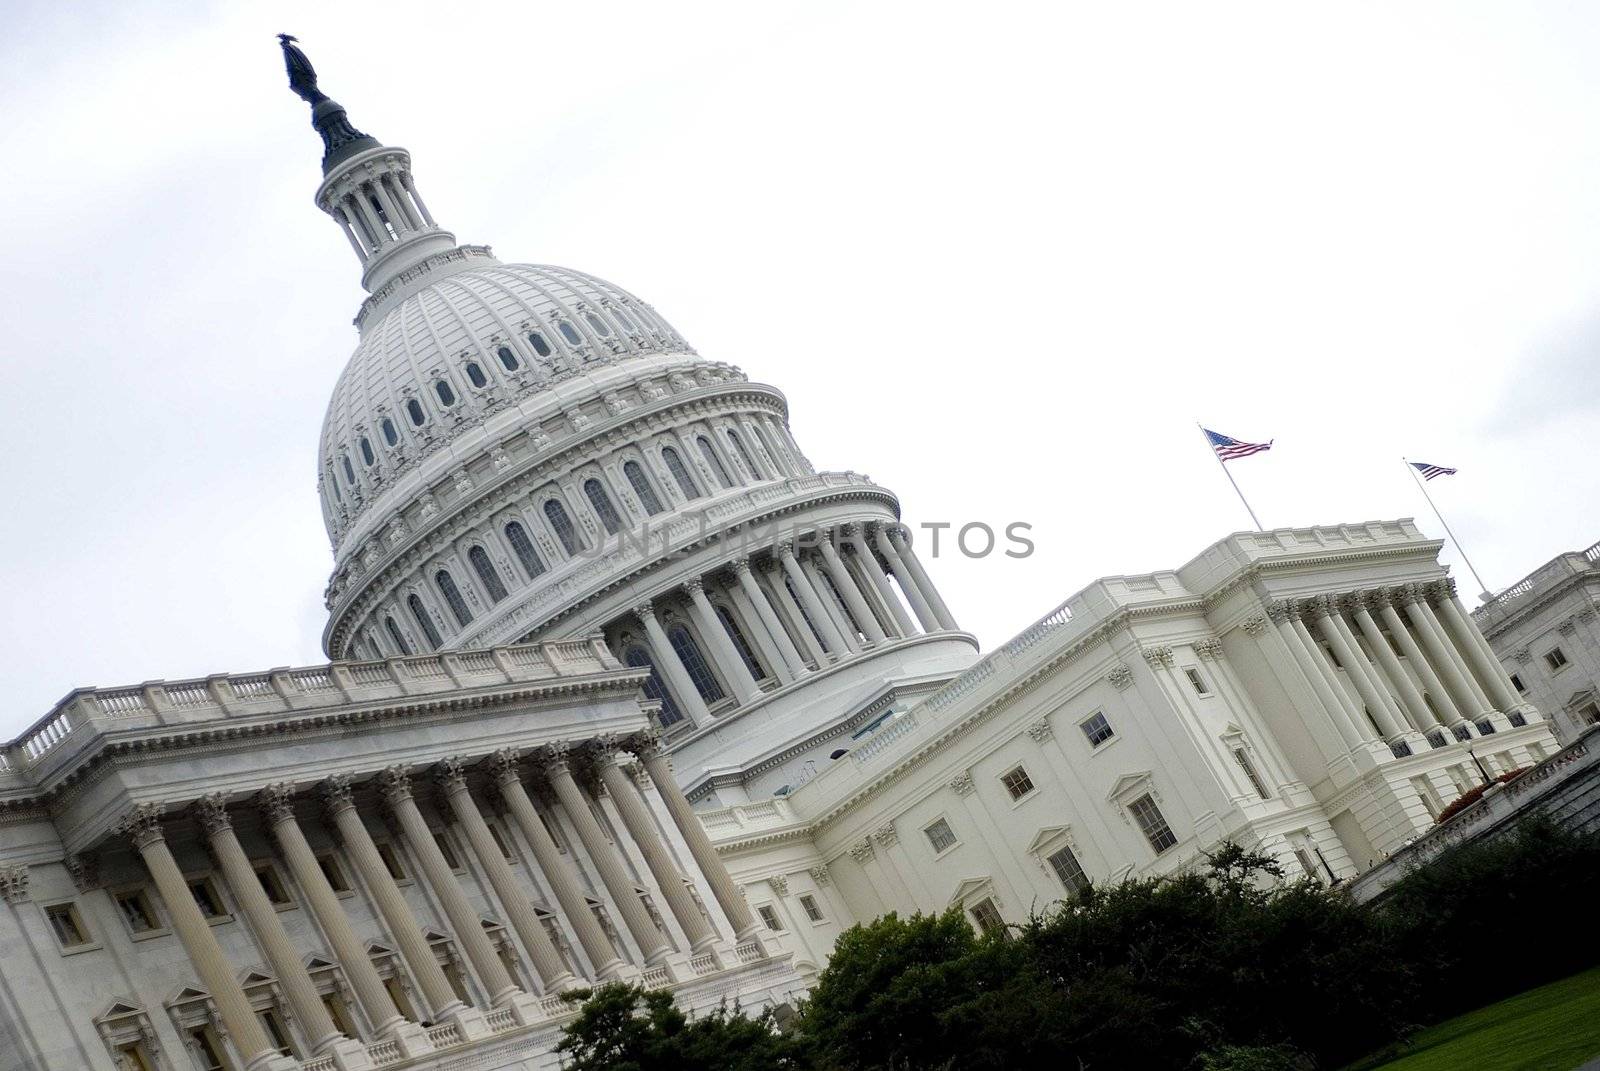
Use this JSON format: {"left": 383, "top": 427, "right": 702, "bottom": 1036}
{"left": 317, "top": 256, "right": 695, "bottom": 546}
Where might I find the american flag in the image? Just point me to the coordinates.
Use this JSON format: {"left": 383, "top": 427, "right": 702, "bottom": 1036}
{"left": 1411, "top": 461, "right": 1457, "bottom": 481}
{"left": 1204, "top": 428, "right": 1273, "bottom": 462}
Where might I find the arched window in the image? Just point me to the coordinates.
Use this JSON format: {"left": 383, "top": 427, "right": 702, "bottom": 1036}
{"left": 544, "top": 499, "right": 584, "bottom": 556}
{"left": 465, "top": 362, "right": 487, "bottom": 389}
{"left": 504, "top": 521, "right": 546, "bottom": 579}
{"left": 497, "top": 345, "right": 520, "bottom": 371}
{"left": 727, "top": 428, "right": 762, "bottom": 480}
{"left": 436, "top": 570, "right": 472, "bottom": 626}
{"left": 697, "top": 436, "right": 734, "bottom": 489}
{"left": 408, "top": 594, "right": 442, "bottom": 649}
{"left": 467, "top": 546, "right": 508, "bottom": 603}
{"left": 584, "top": 312, "right": 612, "bottom": 337}
{"left": 754, "top": 422, "right": 789, "bottom": 475}
{"left": 435, "top": 380, "right": 457, "bottom": 407}
{"left": 668, "top": 625, "right": 725, "bottom": 703}
{"left": 360, "top": 437, "right": 376, "bottom": 466}
{"left": 624, "top": 646, "right": 683, "bottom": 727}
{"left": 612, "top": 306, "right": 637, "bottom": 331}
{"left": 527, "top": 332, "right": 552, "bottom": 358}
{"left": 784, "top": 573, "right": 830, "bottom": 653}
{"left": 384, "top": 616, "right": 412, "bottom": 656}
{"left": 584, "top": 478, "right": 622, "bottom": 535}
{"left": 662, "top": 447, "right": 700, "bottom": 500}
{"left": 558, "top": 322, "right": 583, "bottom": 346}
{"left": 623, "top": 461, "right": 664, "bottom": 515}
{"left": 381, "top": 418, "right": 399, "bottom": 446}
{"left": 717, "top": 605, "right": 768, "bottom": 681}
{"left": 341, "top": 455, "right": 357, "bottom": 486}
{"left": 407, "top": 399, "right": 427, "bottom": 426}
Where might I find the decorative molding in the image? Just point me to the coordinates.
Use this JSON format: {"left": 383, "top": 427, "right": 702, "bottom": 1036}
{"left": 66, "top": 853, "right": 99, "bottom": 893}
{"left": 377, "top": 766, "right": 413, "bottom": 805}
{"left": 948, "top": 772, "right": 975, "bottom": 797}
{"left": 768, "top": 875, "right": 789, "bottom": 897}
{"left": 117, "top": 803, "right": 165, "bottom": 851}
{"left": 321, "top": 773, "right": 357, "bottom": 815}
{"left": 1558, "top": 621, "right": 1578, "bottom": 637}
{"left": 193, "top": 794, "right": 232, "bottom": 838}
{"left": 808, "top": 865, "right": 831, "bottom": 888}
{"left": 1240, "top": 616, "right": 1267, "bottom": 637}
{"left": 848, "top": 840, "right": 875, "bottom": 864}
{"left": 435, "top": 756, "right": 469, "bottom": 794}
{"left": 0, "top": 865, "right": 29, "bottom": 905}
{"left": 258, "top": 784, "right": 296, "bottom": 827}
{"left": 1105, "top": 663, "right": 1133, "bottom": 690}
{"left": 1513, "top": 647, "right": 1532, "bottom": 666}
{"left": 873, "top": 824, "right": 899, "bottom": 848}
{"left": 1140, "top": 645, "right": 1174, "bottom": 668}
{"left": 1193, "top": 637, "right": 1224, "bottom": 661}
{"left": 1024, "top": 719, "right": 1054, "bottom": 743}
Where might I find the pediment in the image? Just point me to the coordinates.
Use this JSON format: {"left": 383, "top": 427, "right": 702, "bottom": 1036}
{"left": 95, "top": 999, "right": 145, "bottom": 1023}
{"left": 1105, "top": 771, "right": 1154, "bottom": 802}
{"left": 366, "top": 941, "right": 394, "bottom": 956}
{"left": 238, "top": 969, "right": 274, "bottom": 988}
{"left": 946, "top": 875, "right": 995, "bottom": 907}
{"left": 1026, "top": 825, "right": 1073, "bottom": 855}
{"left": 165, "top": 985, "right": 209, "bottom": 1007}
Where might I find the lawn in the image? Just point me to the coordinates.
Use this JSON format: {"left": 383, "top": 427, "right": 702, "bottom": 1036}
{"left": 1346, "top": 967, "right": 1600, "bottom": 1071}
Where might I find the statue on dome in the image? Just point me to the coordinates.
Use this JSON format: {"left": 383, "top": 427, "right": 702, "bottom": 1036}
{"left": 276, "top": 34, "right": 379, "bottom": 171}
{"left": 278, "top": 34, "right": 327, "bottom": 104}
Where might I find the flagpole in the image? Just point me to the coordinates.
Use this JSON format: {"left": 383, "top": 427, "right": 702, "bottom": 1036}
{"left": 1404, "top": 458, "right": 1492, "bottom": 600}
{"left": 1199, "top": 423, "right": 1264, "bottom": 532}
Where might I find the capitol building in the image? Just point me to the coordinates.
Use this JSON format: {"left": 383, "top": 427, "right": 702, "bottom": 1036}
{"left": 0, "top": 40, "right": 1565, "bottom": 1071}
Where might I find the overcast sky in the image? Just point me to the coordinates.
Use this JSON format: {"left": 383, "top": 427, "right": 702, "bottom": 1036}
{"left": 2, "top": 1, "right": 1597, "bottom": 735}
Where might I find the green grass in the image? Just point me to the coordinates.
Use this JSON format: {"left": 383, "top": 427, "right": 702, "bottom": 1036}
{"left": 1345, "top": 967, "right": 1600, "bottom": 1071}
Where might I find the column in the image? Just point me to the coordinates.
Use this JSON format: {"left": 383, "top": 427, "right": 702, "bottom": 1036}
{"left": 889, "top": 526, "right": 958, "bottom": 631}
{"left": 1373, "top": 593, "right": 1465, "bottom": 727}
{"left": 592, "top": 749, "right": 719, "bottom": 953}
{"left": 847, "top": 528, "right": 917, "bottom": 635}
{"left": 1432, "top": 581, "right": 1523, "bottom": 712}
{"left": 342, "top": 194, "right": 379, "bottom": 250}
{"left": 436, "top": 759, "right": 576, "bottom": 994}
{"left": 874, "top": 526, "right": 940, "bottom": 632}
{"left": 1267, "top": 605, "right": 1365, "bottom": 750}
{"left": 778, "top": 542, "right": 851, "bottom": 655}
{"left": 820, "top": 535, "right": 886, "bottom": 644}
{"left": 367, "top": 177, "right": 410, "bottom": 237}
{"left": 628, "top": 733, "right": 763, "bottom": 943}
{"left": 377, "top": 768, "right": 519, "bottom": 1006}
{"left": 349, "top": 190, "right": 389, "bottom": 248}
{"left": 800, "top": 552, "right": 861, "bottom": 652}
{"left": 321, "top": 775, "right": 463, "bottom": 1021}
{"left": 193, "top": 796, "right": 343, "bottom": 1057}
{"left": 761, "top": 560, "right": 827, "bottom": 665}
{"left": 117, "top": 805, "right": 283, "bottom": 1071}
{"left": 259, "top": 786, "right": 408, "bottom": 1039}
{"left": 732, "top": 560, "right": 807, "bottom": 678}
{"left": 1397, "top": 586, "right": 1493, "bottom": 718}
{"left": 726, "top": 566, "right": 797, "bottom": 684}
{"left": 542, "top": 746, "right": 673, "bottom": 965}
{"left": 332, "top": 209, "right": 368, "bottom": 258}
{"left": 1288, "top": 606, "right": 1374, "bottom": 741}
{"left": 487, "top": 750, "right": 626, "bottom": 980}
{"left": 399, "top": 172, "right": 435, "bottom": 227}
{"left": 1348, "top": 596, "right": 1441, "bottom": 734}
{"left": 1308, "top": 598, "right": 1406, "bottom": 739}
{"left": 685, "top": 579, "right": 761, "bottom": 702}
{"left": 381, "top": 173, "right": 424, "bottom": 230}
{"left": 635, "top": 601, "right": 712, "bottom": 725}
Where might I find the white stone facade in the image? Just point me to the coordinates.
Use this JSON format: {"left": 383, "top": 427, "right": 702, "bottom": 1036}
{"left": 1473, "top": 540, "right": 1600, "bottom": 744}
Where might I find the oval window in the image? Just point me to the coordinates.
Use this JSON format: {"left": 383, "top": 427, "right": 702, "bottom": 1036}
{"left": 558, "top": 322, "right": 583, "bottom": 346}
{"left": 381, "top": 418, "right": 399, "bottom": 446}
{"left": 584, "top": 312, "right": 611, "bottom": 337}
{"left": 359, "top": 437, "right": 375, "bottom": 466}
{"left": 497, "top": 345, "right": 520, "bottom": 371}
{"left": 406, "top": 398, "right": 426, "bottom": 426}
{"left": 612, "top": 306, "right": 636, "bottom": 331}
{"left": 341, "top": 455, "right": 356, "bottom": 485}
{"left": 435, "top": 380, "right": 457, "bottom": 407}
{"left": 527, "top": 332, "right": 552, "bottom": 357}
{"left": 465, "top": 362, "right": 487, "bottom": 388}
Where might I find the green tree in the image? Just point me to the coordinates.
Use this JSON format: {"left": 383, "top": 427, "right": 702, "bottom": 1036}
{"left": 556, "top": 983, "right": 803, "bottom": 1071}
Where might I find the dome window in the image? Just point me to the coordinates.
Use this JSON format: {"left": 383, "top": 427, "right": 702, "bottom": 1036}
{"left": 359, "top": 437, "right": 376, "bottom": 466}
{"left": 408, "top": 594, "right": 442, "bottom": 650}
{"left": 558, "top": 322, "right": 583, "bottom": 346}
{"left": 504, "top": 521, "right": 546, "bottom": 579}
{"left": 467, "top": 545, "right": 509, "bottom": 604}
{"left": 434, "top": 380, "right": 457, "bottom": 407}
{"left": 341, "top": 455, "right": 357, "bottom": 486}
{"left": 381, "top": 418, "right": 399, "bottom": 446}
{"left": 662, "top": 447, "right": 701, "bottom": 500}
{"left": 465, "top": 362, "right": 487, "bottom": 389}
{"left": 406, "top": 399, "right": 427, "bottom": 426}
{"left": 436, "top": 569, "right": 473, "bottom": 626}
{"left": 544, "top": 499, "right": 584, "bottom": 556}
{"left": 383, "top": 616, "right": 411, "bottom": 656}
{"left": 526, "top": 332, "right": 552, "bottom": 358}
{"left": 584, "top": 312, "right": 612, "bottom": 338}
{"left": 612, "top": 306, "right": 637, "bottom": 331}
{"left": 328, "top": 471, "right": 342, "bottom": 503}
{"left": 584, "top": 478, "right": 623, "bottom": 535}
{"left": 697, "top": 436, "right": 734, "bottom": 489}
{"left": 624, "top": 460, "right": 664, "bottom": 516}
{"left": 497, "top": 346, "right": 520, "bottom": 371}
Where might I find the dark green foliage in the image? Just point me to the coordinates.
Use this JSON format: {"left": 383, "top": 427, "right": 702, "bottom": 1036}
{"left": 555, "top": 982, "right": 802, "bottom": 1071}
{"left": 1196, "top": 1044, "right": 1315, "bottom": 1071}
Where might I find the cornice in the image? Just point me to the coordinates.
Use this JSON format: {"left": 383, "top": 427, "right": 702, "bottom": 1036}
{"left": 1199, "top": 539, "right": 1447, "bottom": 612}
{"left": 1475, "top": 573, "right": 1600, "bottom": 641}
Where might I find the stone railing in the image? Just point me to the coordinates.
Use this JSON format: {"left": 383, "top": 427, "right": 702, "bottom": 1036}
{"left": 919, "top": 595, "right": 1075, "bottom": 719}
{"left": 1477, "top": 538, "right": 1600, "bottom": 624}
{"left": 850, "top": 712, "right": 921, "bottom": 765}
{"left": 0, "top": 638, "right": 627, "bottom": 780}
{"left": 697, "top": 797, "right": 801, "bottom": 842}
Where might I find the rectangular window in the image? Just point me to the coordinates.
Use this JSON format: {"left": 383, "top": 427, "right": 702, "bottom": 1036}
{"left": 376, "top": 842, "right": 407, "bottom": 881}
{"left": 1544, "top": 647, "right": 1569, "bottom": 671}
{"left": 757, "top": 905, "right": 783, "bottom": 931}
{"left": 1509, "top": 673, "right": 1526, "bottom": 694}
{"left": 541, "top": 813, "right": 567, "bottom": 853}
{"left": 1046, "top": 845, "right": 1089, "bottom": 896}
{"left": 317, "top": 853, "right": 352, "bottom": 894}
{"left": 382, "top": 975, "right": 416, "bottom": 1021}
{"left": 1129, "top": 793, "right": 1177, "bottom": 854}
{"left": 1292, "top": 847, "right": 1323, "bottom": 884}
{"left": 999, "top": 766, "right": 1035, "bottom": 801}
{"left": 188, "top": 876, "right": 227, "bottom": 919}
{"left": 259, "top": 1008, "right": 295, "bottom": 1056}
{"left": 187, "top": 1028, "right": 226, "bottom": 1071}
{"left": 923, "top": 817, "right": 958, "bottom": 854}
{"left": 799, "top": 894, "right": 825, "bottom": 922}
{"left": 968, "top": 897, "right": 1005, "bottom": 936}
{"left": 115, "top": 1041, "right": 158, "bottom": 1071}
{"left": 254, "top": 863, "right": 292, "bottom": 906}
{"left": 1232, "top": 747, "right": 1271, "bottom": 800}
{"left": 488, "top": 823, "right": 515, "bottom": 861}
{"left": 1184, "top": 667, "right": 1212, "bottom": 696}
{"left": 1079, "top": 712, "right": 1114, "bottom": 748}
{"left": 45, "top": 902, "right": 90, "bottom": 948}
{"left": 433, "top": 831, "right": 463, "bottom": 871}
{"left": 1581, "top": 702, "right": 1600, "bottom": 726}
{"left": 322, "top": 993, "right": 357, "bottom": 1038}
{"left": 114, "top": 888, "right": 160, "bottom": 934}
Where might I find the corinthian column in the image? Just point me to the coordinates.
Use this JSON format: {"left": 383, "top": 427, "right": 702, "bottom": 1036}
{"left": 193, "top": 796, "right": 343, "bottom": 1057}
{"left": 259, "top": 785, "right": 408, "bottom": 1040}
{"left": 542, "top": 745, "right": 674, "bottom": 966}
{"left": 118, "top": 805, "right": 284, "bottom": 1071}
{"left": 685, "top": 578, "right": 762, "bottom": 702}
{"left": 1267, "top": 604, "right": 1365, "bottom": 750}
{"left": 761, "top": 559, "right": 828, "bottom": 665}
{"left": 487, "top": 750, "right": 626, "bottom": 980}
{"left": 888, "top": 526, "right": 957, "bottom": 631}
{"left": 1307, "top": 598, "right": 1406, "bottom": 739}
{"left": 1431, "top": 580, "right": 1523, "bottom": 713}
{"left": 1396, "top": 585, "right": 1493, "bottom": 719}
{"left": 1348, "top": 595, "right": 1440, "bottom": 734}
{"left": 727, "top": 562, "right": 801, "bottom": 682}
{"left": 321, "top": 775, "right": 463, "bottom": 1022}
{"left": 628, "top": 733, "right": 762, "bottom": 943}
{"left": 800, "top": 551, "right": 862, "bottom": 652}
{"left": 377, "top": 767, "right": 519, "bottom": 1007}
{"left": 635, "top": 601, "right": 711, "bottom": 725}
{"left": 435, "top": 759, "right": 576, "bottom": 995}
{"left": 873, "top": 526, "right": 941, "bottom": 632}
{"left": 778, "top": 541, "right": 850, "bottom": 655}
{"left": 591, "top": 746, "right": 719, "bottom": 954}
{"left": 846, "top": 529, "right": 916, "bottom": 636}
{"left": 820, "top": 534, "right": 885, "bottom": 643}
{"left": 1374, "top": 593, "right": 1465, "bottom": 727}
